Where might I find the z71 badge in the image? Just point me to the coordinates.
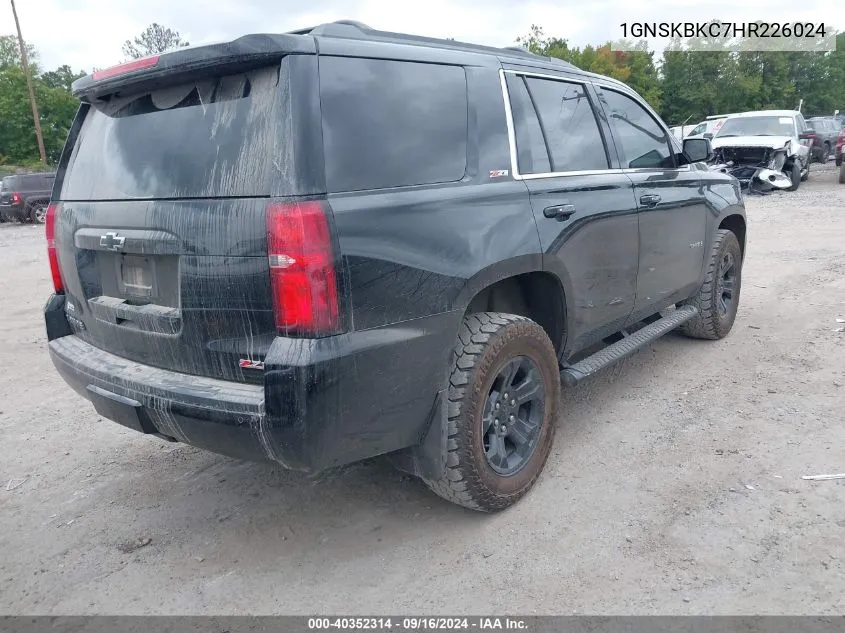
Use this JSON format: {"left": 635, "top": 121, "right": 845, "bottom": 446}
{"left": 489, "top": 169, "right": 509, "bottom": 178}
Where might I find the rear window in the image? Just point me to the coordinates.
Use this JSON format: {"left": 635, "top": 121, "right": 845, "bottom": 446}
{"left": 60, "top": 66, "right": 281, "bottom": 200}
{"left": 320, "top": 57, "right": 468, "bottom": 192}
{"left": 0, "top": 177, "right": 16, "bottom": 192}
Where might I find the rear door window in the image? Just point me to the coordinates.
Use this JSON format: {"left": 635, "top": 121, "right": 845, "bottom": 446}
{"left": 60, "top": 66, "right": 281, "bottom": 200}
{"left": 522, "top": 77, "right": 609, "bottom": 172}
{"left": 320, "top": 57, "right": 468, "bottom": 192}
{"left": 595, "top": 87, "right": 675, "bottom": 169}
{"left": 504, "top": 74, "right": 551, "bottom": 174}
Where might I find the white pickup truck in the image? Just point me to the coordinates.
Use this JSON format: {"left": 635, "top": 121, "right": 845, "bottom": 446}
{"left": 709, "top": 110, "right": 814, "bottom": 192}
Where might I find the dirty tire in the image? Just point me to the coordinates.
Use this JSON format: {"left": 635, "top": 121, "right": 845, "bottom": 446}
{"left": 839, "top": 163, "right": 845, "bottom": 185}
{"left": 423, "top": 312, "right": 560, "bottom": 512}
{"left": 679, "top": 229, "right": 742, "bottom": 340}
{"left": 29, "top": 203, "right": 47, "bottom": 225}
{"left": 821, "top": 143, "right": 831, "bottom": 163}
{"left": 786, "top": 163, "right": 801, "bottom": 191}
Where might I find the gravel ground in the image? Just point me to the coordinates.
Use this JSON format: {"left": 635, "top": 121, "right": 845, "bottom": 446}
{"left": 1, "top": 163, "right": 844, "bottom": 615}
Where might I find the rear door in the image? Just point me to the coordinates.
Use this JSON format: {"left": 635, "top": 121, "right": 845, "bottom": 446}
{"left": 501, "top": 69, "right": 639, "bottom": 352}
{"left": 53, "top": 62, "right": 303, "bottom": 383}
{"left": 592, "top": 84, "right": 707, "bottom": 319}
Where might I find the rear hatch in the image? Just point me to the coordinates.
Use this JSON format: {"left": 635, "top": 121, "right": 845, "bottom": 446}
{"left": 54, "top": 63, "right": 287, "bottom": 383}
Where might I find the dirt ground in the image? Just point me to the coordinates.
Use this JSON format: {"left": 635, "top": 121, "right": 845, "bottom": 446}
{"left": 1, "top": 164, "right": 844, "bottom": 615}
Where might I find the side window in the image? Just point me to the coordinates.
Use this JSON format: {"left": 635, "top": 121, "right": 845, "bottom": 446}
{"left": 505, "top": 74, "right": 551, "bottom": 174}
{"left": 596, "top": 87, "right": 675, "bottom": 169}
{"left": 320, "top": 57, "right": 468, "bottom": 192}
{"left": 523, "top": 77, "right": 608, "bottom": 172}
{"left": 690, "top": 123, "right": 706, "bottom": 135}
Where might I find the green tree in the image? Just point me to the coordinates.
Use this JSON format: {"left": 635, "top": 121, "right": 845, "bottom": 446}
{"left": 0, "top": 34, "right": 39, "bottom": 74}
{"left": 0, "top": 66, "right": 78, "bottom": 164}
{"left": 40, "top": 64, "right": 87, "bottom": 92}
{"left": 122, "top": 23, "right": 189, "bottom": 59}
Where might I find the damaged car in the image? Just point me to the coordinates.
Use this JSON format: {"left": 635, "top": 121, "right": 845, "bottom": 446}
{"left": 709, "top": 110, "right": 813, "bottom": 193}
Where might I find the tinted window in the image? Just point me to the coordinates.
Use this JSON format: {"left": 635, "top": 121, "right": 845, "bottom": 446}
{"left": 61, "top": 66, "right": 281, "bottom": 200}
{"left": 321, "top": 58, "right": 467, "bottom": 192}
{"left": 524, "top": 77, "right": 608, "bottom": 172}
{"left": 505, "top": 75, "right": 550, "bottom": 174}
{"left": 596, "top": 87, "right": 674, "bottom": 169}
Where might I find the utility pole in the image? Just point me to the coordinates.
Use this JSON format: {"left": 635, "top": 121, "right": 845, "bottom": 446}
{"left": 10, "top": 0, "right": 47, "bottom": 165}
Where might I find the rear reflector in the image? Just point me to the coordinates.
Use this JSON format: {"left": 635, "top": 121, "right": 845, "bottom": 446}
{"left": 92, "top": 55, "right": 160, "bottom": 81}
{"left": 45, "top": 203, "right": 63, "bottom": 294}
{"left": 266, "top": 201, "right": 340, "bottom": 336}
{"left": 11, "top": 192, "right": 21, "bottom": 205}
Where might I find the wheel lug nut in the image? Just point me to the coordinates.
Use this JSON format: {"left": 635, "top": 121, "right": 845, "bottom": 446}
{"left": 494, "top": 418, "right": 499, "bottom": 426}
{"left": 510, "top": 399, "right": 516, "bottom": 406}
{"left": 509, "top": 415, "right": 515, "bottom": 422}
{"left": 494, "top": 403, "right": 500, "bottom": 410}
{"left": 501, "top": 425, "right": 507, "bottom": 433}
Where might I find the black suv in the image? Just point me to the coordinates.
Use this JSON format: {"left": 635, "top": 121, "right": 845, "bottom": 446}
{"left": 0, "top": 172, "right": 55, "bottom": 223}
{"left": 44, "top": 21, "right": 746, "bottom": 512}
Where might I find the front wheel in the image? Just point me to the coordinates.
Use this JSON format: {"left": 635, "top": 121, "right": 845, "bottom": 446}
{"left": 423, "top": 312, "right": 560, "bottom": 512}
{"left": 679, "top": 229, "right": 742, "bottom": 340}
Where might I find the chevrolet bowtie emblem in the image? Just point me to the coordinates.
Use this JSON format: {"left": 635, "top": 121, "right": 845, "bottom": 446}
{"left": 100, "top": 232, "right": 126, "bottom": 252}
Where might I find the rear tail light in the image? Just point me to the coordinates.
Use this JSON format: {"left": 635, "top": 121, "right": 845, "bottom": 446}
{"left": 266, "top": 201, "right": 340, "bottom": 336}
{"left": 45, "top": 203, "right": 63, "bottom": 293}
{"left": 11, "top": 192, "right": 21, "bottom": 205}
{"left": 92, "top": 55, "right": 160, "bottom": 81}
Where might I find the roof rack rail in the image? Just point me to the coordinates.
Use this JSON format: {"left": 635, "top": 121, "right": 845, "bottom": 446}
{"left": 288, "top": 20, "right": 573, "bottom": 66}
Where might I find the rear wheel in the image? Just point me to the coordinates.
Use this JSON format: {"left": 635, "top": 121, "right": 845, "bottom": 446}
{"left": 29, "top": 203, "right": 47, "bottom": 224}
{"left": 821, "top": 143, "right": 831, "bottom": 163}
{"left": 786, "top": 163, "right": 801, "bottom": 191}
{"left": 423, "top": 312, "right": 560, "bottom": 512}
{"left": 679, "top": 229, "right": 742, "bottom": 340}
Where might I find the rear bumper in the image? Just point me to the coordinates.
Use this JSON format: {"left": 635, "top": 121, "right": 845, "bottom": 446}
{"left": 0, "top": 202, "right": 24, "bottom": 220}
{"left": 46, "top": 296, "right": 457, "bottom": 472}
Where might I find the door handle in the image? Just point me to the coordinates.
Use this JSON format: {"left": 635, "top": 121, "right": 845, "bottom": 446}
{"left": 543, "top": 204, "right": 576, "bottom": 221}
{"left": 639, "top": 194, "right": 661, "bottom": 207}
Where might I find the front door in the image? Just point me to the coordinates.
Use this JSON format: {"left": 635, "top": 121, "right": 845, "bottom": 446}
{"left": 593, "top": 84, "right": 707, "bottom": 321}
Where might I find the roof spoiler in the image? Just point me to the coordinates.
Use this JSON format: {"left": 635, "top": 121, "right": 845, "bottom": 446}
{"left": 72, "top": 33, "right": 316, "bottom": 101}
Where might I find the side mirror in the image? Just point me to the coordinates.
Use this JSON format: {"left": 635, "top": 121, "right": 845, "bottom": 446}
{"left": 683, "top": 137, "right": 713, "bottom": 163}
{"left": 703, "top": 132, "right": 714, "bottom": 140}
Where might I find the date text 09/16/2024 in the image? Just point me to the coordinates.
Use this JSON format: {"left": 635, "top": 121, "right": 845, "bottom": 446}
{"left": 307, "top": 618, "right": 529, "bottom": 631}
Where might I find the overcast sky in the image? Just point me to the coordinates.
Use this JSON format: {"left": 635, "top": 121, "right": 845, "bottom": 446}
{"left": 6, "top": 0, "right": 842, "bottom": 73}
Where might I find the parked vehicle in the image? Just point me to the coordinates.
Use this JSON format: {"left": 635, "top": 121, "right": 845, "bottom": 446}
{"left": 710, "top": 110, "right": 812, "bottom": 192}
{"left": 806, "top": 117, "right": 841, "bottom": 162}
{"left": 44, "top": 21, "right": 746, "bottom": 512}
{"left": 685, "top": 116, "right": 728, "bottom": 139}
{"left": 0, "top": 172, "right": 55, "bottom": 223}
{"left": 836, "top": 127, "right": 845, "bottom": 184}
